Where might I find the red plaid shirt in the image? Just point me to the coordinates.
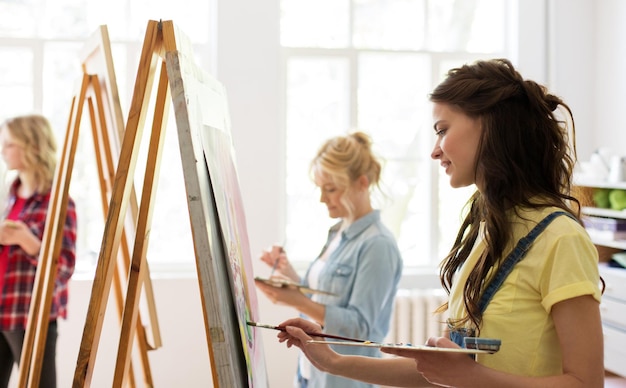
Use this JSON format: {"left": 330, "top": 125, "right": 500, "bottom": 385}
{"left": 0, "top": 179, "right": 77, "bottom": 330}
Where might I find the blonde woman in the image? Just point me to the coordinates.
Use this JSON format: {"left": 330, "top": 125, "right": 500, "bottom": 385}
{"left": 0, "top": 114, "right": 77, "bottom": 388}
{"left": 256, "top": 132, "right": 403, "bottom": 388}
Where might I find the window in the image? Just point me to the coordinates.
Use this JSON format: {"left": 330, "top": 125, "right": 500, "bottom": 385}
{"left": 0, "top": 1, "right": 211, "bottom": 273}
{"left": 282, "top": 0, "right": 514, "bottom": 267}
{"left": 1, "top": 0, "right": 518, "bottom": 274}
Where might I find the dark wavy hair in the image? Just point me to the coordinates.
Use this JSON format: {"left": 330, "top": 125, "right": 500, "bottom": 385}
{"left": 432, "top": 59, "right": 581, "bottom": 332}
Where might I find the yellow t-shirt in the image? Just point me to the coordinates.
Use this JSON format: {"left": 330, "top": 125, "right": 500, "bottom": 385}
{"left": 448, "top": 206, "right": 601, "bottom": 376}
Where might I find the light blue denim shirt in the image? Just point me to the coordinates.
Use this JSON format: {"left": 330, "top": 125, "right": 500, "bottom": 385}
{"left": 299, "top": 209, "right": 403, "bottom": 388}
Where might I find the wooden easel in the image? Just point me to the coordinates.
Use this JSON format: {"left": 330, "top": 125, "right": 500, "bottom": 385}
{"left": 78, "top": 25, "right": 162, "bottom": 386}
{"left": 18, "top": 26, "right": 162, "bottom": 387}
{"left": 11, "top": 19, "right": 268, "bottom": 388}
{"left": 72, "top": 20, "right": 268, "bottom": 387}
{"left": 70, "top": 21, "right": 180, "bottom": 387}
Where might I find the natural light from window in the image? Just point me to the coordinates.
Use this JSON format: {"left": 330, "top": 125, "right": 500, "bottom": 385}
{"left": 281, "top": 0, "right": 513, "bottom": 268}
{"left": 0, "top": 0, "right": 516, "bottom": 273}
{"left": 0, "top": 0, "right": 211, "bottom": 274}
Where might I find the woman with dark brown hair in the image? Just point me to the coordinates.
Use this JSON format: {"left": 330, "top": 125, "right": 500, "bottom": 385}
{"left": 273, "top": 59, "right": 604, "bottom": 388}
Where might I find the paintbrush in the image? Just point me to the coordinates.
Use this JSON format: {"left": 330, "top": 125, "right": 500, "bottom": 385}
{"left": 269, "top": 257, "right": 280, "bottom": 277}
{"left": 268, "top": 244, "right": 285, "bottom": 278}
{"left": 247, "top": 321, "right": 369, "bottom": 343}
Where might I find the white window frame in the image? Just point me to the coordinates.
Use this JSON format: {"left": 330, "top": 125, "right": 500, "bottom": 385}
{"left": 280, "top": 3, "right": 516, "bottom": 272}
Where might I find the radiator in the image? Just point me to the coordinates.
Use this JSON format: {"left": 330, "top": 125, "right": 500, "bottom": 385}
{"left": 384, "top": 288, "right": 449, "bottom": 346}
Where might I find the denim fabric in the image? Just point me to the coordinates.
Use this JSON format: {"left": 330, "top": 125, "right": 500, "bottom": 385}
{"left": 297, "top": 371, "right": 308, "bottom": 388}
{"left": 449, "top": 211, "right": 575, "bottom": 350}
{"left": 299, "top": 210, "right": 403, "bottom": 388}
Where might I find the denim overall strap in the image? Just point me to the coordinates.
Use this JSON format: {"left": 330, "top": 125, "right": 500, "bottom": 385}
{"left": 448, "top": 210, "right": 576, "bottom": 350}
{"left": 477, "top": 211, "right": 576, "bottom": 313}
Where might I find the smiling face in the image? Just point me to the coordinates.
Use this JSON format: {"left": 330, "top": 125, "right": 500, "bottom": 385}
{"left": 431, "top": 102, "right": 483, "bottom": 190}
{"left": 0, "top": 126, "right": 25, "bottom": 171}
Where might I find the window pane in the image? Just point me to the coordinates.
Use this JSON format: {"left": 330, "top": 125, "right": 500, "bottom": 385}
{"left": 0, "top": 86, "right": 33, "bottom": 118}
{"left": 41, "top": 0, "right": 91, "bottom": 38}
{"left": 42, "top": 42, "right": 82, "bottom": 122}
{"left": 0, "top": 48, "right": 33, "bottom": 82}
{"left": 357, "top": 53, "right": 431, "bottom": 149}
{"left": 281, "top": 0, "right": 350, "bottom": 48}
{"left": 128, "top": 0, "right": 211, "bottom": 42}
{"left": 0, "top": 2, "right": 38, "bottom": 37}
{"left": 380, "top": 159, "right": 433, "bottom": 265}
{"left": 358, "top": 53, "right": 434, "bottom": 265}
{"left": 0, "top": 48, "right": 34, "bottom": 114}
{"left": 84, "top": 0, "right": 130, "bottom": 40}
{"left": 466, "top": 0, "right": 506, "bottom": 52}
{"left": 286, "top": 57, "right": 350, "bottom": 146}
{"left": 285, "top": 57, "right": 350, "bottom": 260}
{"left": 426, "top": 0, "right": 505, "bottom": 52}
{"left": 353, "top": 0, "right": 426, "bottom": 50}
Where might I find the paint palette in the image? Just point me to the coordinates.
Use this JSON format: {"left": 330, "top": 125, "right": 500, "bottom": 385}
{"left": 254, "top": 277, "right": 337, "bottom": 296}
{"left": 307, "top": 337, "right": 500, "bottom": 354}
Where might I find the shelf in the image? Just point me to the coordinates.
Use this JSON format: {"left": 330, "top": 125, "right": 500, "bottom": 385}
{"left": 590, "top": 238, "right": 626, "bottom": 250}
{"left": 576, "top": 182, "right": 626, "bottom": 251}
{"left": 574, "top": 179, "right": 626, "bottom": 190}
{"left": 582, "top": 207, "right": 626, "bottom": 219}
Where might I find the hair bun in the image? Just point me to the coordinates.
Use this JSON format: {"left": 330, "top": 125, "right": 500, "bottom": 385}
{"left": 545, "top": 95, "right": 560, "bottom": 112}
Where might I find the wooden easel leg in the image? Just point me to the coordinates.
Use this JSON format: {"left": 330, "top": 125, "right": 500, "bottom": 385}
{"left": 73, "top": 21, "right": 162, "bottom": 388}
{"left": 85, "top": 94, "right": 134, "bottom": 388}
{"left": 18, "top": 73, "right": 89, "bottom": 388}
{"left": 90, "top": 73, "right": 163, "bottom": 387}
{"left": 113, "top": 61, "right": 170, "bottom": 387}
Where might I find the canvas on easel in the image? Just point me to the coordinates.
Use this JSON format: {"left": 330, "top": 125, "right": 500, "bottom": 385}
{"left": 166, "top": 45, "right": 268, "bottom": 387}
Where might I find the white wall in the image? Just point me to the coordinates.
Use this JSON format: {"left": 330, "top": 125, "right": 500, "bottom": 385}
{"left": 514, "top": 0, "right": 598, "bottom": 161}
{"left": 594, "top": 0, "right": 626, "bottom": 157}
{"left": 548, "top": 0, "right": 597, "bottom": 161}
{"left": 14, "top": 1, "right": 625, "bottom": 386}
{"left": 539, "top": 0, "right": 626, "bottom": 164}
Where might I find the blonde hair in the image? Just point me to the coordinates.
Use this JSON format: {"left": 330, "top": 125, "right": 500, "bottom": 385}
{"left": 310, "top": 131, "right": 382, "bottom": 216}
{"left": 1, "top": 114, "right": 58, "bottom": 193}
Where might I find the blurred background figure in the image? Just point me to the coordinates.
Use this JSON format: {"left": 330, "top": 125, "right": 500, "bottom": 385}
{"left": 0, "top": 114, "right": 77, "bottom": 388}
